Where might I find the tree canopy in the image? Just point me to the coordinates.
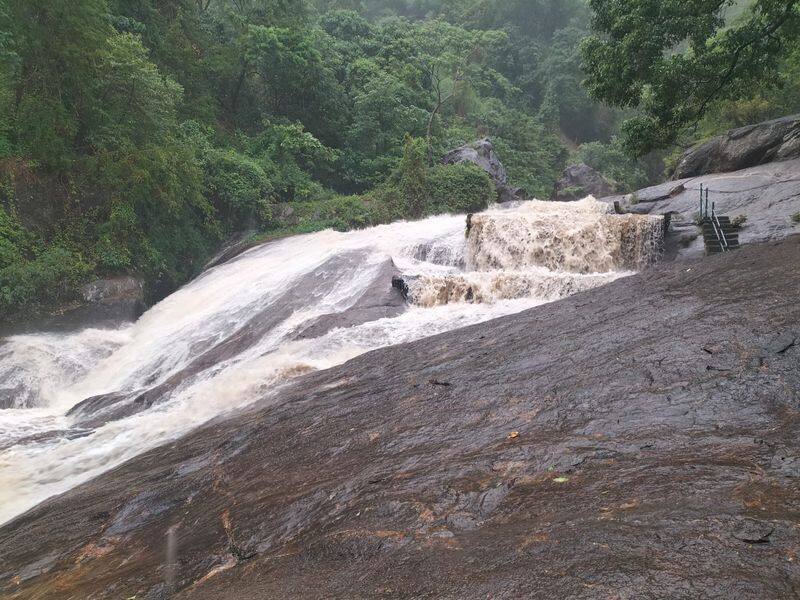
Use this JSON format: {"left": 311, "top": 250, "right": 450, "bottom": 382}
{"left": 581, "top": 0, "right": 800, "bottom": 155}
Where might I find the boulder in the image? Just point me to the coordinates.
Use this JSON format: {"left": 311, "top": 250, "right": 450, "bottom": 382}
{"left": 0, "top": 276, "right": 145, "bottom": 336}
{"left": 442, "top": 138, "right": 523, "bottom": 202}
{"left": 552, "top": 163, "right": 616, "bottom": 202}
{"left": 79, "top": 276, "right": 143, "bottom": 305}
{"left": 674, "top": 114, "right": 800, "bottom": 179}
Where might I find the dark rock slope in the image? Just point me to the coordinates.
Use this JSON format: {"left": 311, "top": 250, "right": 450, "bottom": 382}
{"left": 2, "top": 237, "right": 800, "bottom": 599}
{"left": 0, "top": 276, "right": 145, "bottom": 337}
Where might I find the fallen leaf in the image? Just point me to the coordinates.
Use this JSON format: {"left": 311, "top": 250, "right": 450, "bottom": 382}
{"left": 553, "top": 476, "right": 569, "bottom": 484}
{"left": 507, "top": 431, "right": 520, "bottom": 440}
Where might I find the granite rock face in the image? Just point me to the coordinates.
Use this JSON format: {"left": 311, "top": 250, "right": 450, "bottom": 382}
{"left": 79, "top": 276, "right": 143, "bottom": 306}
{"left": 674, "top": 114, "right": 800, "bottom": 178}
{"left": 1, "top": 276, "right": 145, "bottom": 336}
{"left": 2, "top": 236, "right": 799, "bottom": 599}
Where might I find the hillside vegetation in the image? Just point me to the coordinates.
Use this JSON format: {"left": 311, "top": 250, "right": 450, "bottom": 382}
{"left": 0, "top": 0, "right": 798, "bottom": 320}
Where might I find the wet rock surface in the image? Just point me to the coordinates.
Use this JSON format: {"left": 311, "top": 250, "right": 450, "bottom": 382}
{"left": 0, "top": 276, "right": 145, "bottom": 336}
{"left": 203, "top": 230, "right": 259, "bottom": 270}
{"left": 604, "top": 158, "right": 800, "bottom": 259}
{"left": 1, "top": 237, "right": 800, "bottom": 599}
{"left": 675, "top": 114, "right": 800, "bottom": 178}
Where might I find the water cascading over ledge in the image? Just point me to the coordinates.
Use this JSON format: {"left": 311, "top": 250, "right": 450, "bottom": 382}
{"left": 467, "top": 198, "right": 664, "bottom": 273}
{"left": 403, "top": 197, "right": 664, "bottom": 307}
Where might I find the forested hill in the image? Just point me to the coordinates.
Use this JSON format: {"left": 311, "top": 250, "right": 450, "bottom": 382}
{"left": 0, "top": 0, "right": 798, "bottom": 322}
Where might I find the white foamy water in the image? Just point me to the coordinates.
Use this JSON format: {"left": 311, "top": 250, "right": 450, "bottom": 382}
{"left": 0, "top": 198, "right": 662, "bottom": 524}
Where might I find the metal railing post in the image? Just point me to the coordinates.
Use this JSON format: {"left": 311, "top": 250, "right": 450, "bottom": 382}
{"left": 699, "top": 183, "right": 704, "bottom": 219}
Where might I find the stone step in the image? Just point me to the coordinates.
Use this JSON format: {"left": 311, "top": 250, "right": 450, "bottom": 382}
{"left": 705, "top": 243, "right": 740, "bottom": 253}
{"left": 703, "top": 236, "right": 740, "bottom": 244}
{"left": 704, "top": 236, "right": 740, "bottom": 245}
{"left": 704, "top": 226, "right": 738, "bottom": 231}
{"left": 702, "top": 230, "right": 739, "bottom": 239}
{"left": 702, "top": 226, "right": 738, "bottom": 232}
{"left": 704, "top": 234, "right": 740, "bottom": 242}
{"left": 703, "top": 237, "right": 740, "bottom": 246}
{"left": 701, "top": 215, "right": 741, "bottom": 253}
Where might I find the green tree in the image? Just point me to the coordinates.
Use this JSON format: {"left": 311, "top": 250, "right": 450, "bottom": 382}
{"left": 6, "top": 0, "right": 113, "bottom": 170}
{"left": 582, "top": 0, "right": 800, "bottom": 155}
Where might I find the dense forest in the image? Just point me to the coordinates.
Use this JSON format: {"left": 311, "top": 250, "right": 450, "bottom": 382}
{"left": 0, "top": 0, "right": 798, "bottom": 320}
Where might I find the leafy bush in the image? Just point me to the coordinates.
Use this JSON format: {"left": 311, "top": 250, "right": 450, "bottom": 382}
{"left": 0, "top": 204, "right": 25, "bottom": 270}
{"left": 731, "top": 215, "right": 748, "bottom": 229}
{"left": 266, "top": 140, "right": 495, "bottom": 237}
{"left": 282, "top": 194, "right": 380, "bottom": 233}
{"left": 426, "top": 163, "right": 495, "bottom": 214}
{"left": 202, "top": 148, "right": 274, "bottom": 229}
{"left": 0, "top": 246, "right": 91, "bottom": 317}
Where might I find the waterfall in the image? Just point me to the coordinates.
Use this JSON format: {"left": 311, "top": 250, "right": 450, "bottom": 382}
{"left": 466, "top": 197, "right": 663, "bottom": 273}
{"left": 404, "top": 197, "right": 663, "bottom": 307}
{"left": 0, "top": 199, "right": 663, "bottom": 524}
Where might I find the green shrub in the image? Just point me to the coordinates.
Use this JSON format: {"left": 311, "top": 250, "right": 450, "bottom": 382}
{"left": 283, "top": 194, "right": 379, "bottom": 233}
{"left": 426, "top": 163, "right": 495, "bottom": 214}
{"left": 0, "top": 204, "right": 25, "bottom": 270}
{"left": 792, "top": 212, "right": 800, "bottom": 224}
{"left": 202, "top": 148, "right": 274, "bottom": 229}
{"left": 731, "top": 214, "right": 748, "bottom": 229}
{"left": 0, "top": 246, "right": 91, "bottom": 319}
{"left": 261, "top": 152, "right": 495, "bottom": 238}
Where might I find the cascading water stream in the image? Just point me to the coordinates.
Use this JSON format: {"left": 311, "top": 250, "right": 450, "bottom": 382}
{"left": 0, "top": 198, "right": 663, "bottom": 524}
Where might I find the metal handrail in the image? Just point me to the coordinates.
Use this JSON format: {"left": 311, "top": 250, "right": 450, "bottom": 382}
{"left": 711, "top": 202, "right": 729, "bottom": 252}
{"left": 700, "top": 184, "right": 729, "bottom": 252}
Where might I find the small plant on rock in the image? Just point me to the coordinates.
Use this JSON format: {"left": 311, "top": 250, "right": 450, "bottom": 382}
{"left": 731, "top": 214, "right": 748, "bottom": 229}
{"left": 792, "top": 212, "right": 800, "bottom": 225}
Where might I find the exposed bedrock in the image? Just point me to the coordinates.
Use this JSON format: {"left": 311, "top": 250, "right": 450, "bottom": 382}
{"left": 2, "top": 236, "right": 799, "bottom": 599}
{"left": 0, "top": 276, "right": 145, "bottom": 337}
{"left": 674, "top": 114, "right": 800, "bottom": 179}
{"left": 203, "top": 230, "right": 259, "bottom": 270}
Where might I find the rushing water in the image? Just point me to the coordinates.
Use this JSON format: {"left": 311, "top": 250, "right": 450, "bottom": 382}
{"left": 0, "top": 198, "right": 663, "bottom": 524}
